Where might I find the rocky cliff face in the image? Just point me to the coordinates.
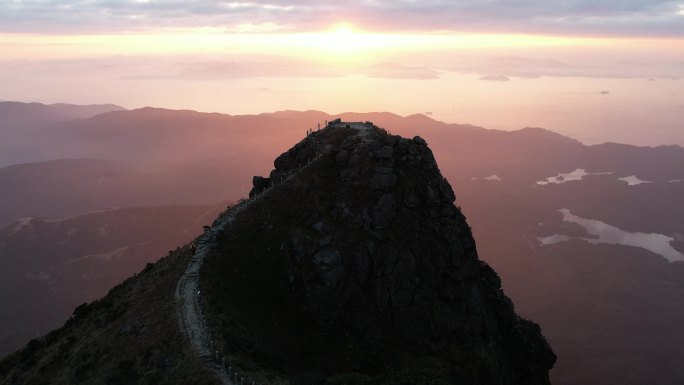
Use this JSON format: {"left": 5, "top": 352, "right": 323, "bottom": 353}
{"left": 201, "top": 123, "right": 556, "bottom": 384}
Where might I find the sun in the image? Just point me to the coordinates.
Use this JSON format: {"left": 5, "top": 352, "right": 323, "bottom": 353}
{"left": 324, "top": 23, "right": 363, "bottom": 53}
{"left": 331, "top": 24, "right": 355, "bottom": 37}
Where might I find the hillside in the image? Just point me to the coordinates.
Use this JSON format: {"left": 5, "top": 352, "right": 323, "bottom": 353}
{"left": 0, "top": 122, "right": 555, "bottom": 384}
{"left": 0, "top": 245, "right": 218, "bottom": 385}
{"left": 0, "top": 204, "right": 223, "bottom": 357}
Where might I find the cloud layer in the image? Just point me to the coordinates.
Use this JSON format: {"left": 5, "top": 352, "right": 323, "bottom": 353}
{"left": 1, "top": 0, "right": 683, "bottom": 36}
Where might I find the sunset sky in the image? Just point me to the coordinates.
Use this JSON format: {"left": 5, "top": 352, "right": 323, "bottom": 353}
{"left": 1, "top": 0, "right": 683, "bottom": 145}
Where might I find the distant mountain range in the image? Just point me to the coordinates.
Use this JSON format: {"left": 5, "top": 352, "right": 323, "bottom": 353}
{"left": 1, "top": 101, "right": 683, "bottom": 384}
{"left": 0, "top": 102, "right": 124, "bottom": 166}
{"left": 0, "top": 102, "right": 123, "bottom": 133}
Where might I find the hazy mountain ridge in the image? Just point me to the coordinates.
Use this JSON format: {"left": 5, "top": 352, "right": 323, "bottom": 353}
{"left": 0, "top": 101, "right": 124, "bottom": 131}
{"left": 6, "top": 105, "right": 684, "bottom": 183}
{"left": 0, "top": 101, "right": 124, "bottom": 166}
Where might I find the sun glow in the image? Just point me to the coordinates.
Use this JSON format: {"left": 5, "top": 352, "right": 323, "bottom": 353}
{"left": 286, "top": 23, "right": 398, "bottom": 59}
{"left": 326, "top": 24, "right": 361, "bottom": 52}
{"left": 0, "top": 27, "right": 672, "bottom": 62}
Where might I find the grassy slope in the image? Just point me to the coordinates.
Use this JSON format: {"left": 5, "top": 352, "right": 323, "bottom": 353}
{"left": 0, "top": 245, "right": 218, "bottom": 385}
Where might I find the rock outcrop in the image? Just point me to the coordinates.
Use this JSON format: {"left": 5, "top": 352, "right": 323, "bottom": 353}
{"left": 201, "top": 123, "right": 556, "bottom": 385}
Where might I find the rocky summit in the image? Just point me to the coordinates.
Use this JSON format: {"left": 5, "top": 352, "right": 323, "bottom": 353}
{"left": 200, "top": 121, "right": 556, "bottom": 384}
{"left": 0, "top": 121, "right": 555, "bottom": 385}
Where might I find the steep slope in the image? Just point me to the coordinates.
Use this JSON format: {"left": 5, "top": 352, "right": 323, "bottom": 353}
{"left": 199, "top": 122, "right": 555, "bottom": 384}
{"left": 0, "top": 204, "right": 223, "bottom": 356}
{"left": 0, "top": 245, "right": 218, "bottom": 385}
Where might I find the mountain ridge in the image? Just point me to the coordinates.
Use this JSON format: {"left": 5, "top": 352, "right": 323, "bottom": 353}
{"left": 0, "top": 121, "right": 555, "bottom": 384}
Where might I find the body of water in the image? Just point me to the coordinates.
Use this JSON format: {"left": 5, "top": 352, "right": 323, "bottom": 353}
{"left": 538, "top": 208, "right": 684, "bottom": 262}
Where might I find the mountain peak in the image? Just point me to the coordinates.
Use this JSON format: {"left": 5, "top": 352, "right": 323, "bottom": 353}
{"left": 198, "top": 120, "right": 555, "bottom": 384}
{"left": 514, "top": 126, "right": 581, "bottom": 144}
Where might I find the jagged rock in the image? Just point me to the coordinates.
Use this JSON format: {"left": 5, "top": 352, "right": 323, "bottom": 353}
{"left": 290, "top": 231, "right": 318, "bottom": 263}
{"left": 385, "top": 135, "right": 400, "bottom": 147}
{"left": 252, "top": 176, "right": 269, "bottom": 190}
{"left": 335, "top": 149, "right": 349, "bottom": 165}
{"left": 413, "top": 136, "right": 427, "bottom": 145}
{"left": 369, "top": 172, "right": 397, "bottom": 191}
{"left": 249, "top": 176, "right": 271, "bottom": 198}
{"left": 312, "top": 248, "right": 343, "bottom": 286}
{"left": 371, "top": 210, "right": 389, "bottom": 229}
{"left": 312, "top": 221, "right": 324, "bottom": 234}
{"left": 424, "top": 182, "right": 442, "bottom": 205}
{"left": 340, "top": 167, "right": 359, "bottom": 182}
{"left": 365, "top": 141, "right": 381, "bottom": 154}
{"left": 439, "top": 177, "right": 456, "bottom": 202}
{"left": 394, "top": 145, "right": 406, "bottom": 158}
{"left": 374, "top": 166, "right": 394, "bottom": 175}
{"left": 373, "top": 193, "right": 397, "bottom": 228}
{"left": 404, "top": 190, "right": 420, "bottom": 208}
{"left": 274, "top": 152, "right": 291, "bottom": 170}
{"left": 347, "top": 212, "right": 364, "bottom": 230}
{"left": 340, "top": 136, "right": 357, "bottom": 150}
{"left": 378, "top": 157, "right": 395, "bottom": 168}
{"left": 376, "top": 146, "right": 394, "bottom": 159}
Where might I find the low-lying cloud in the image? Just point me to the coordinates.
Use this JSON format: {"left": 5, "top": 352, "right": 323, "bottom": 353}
{"left": 3, "top": 54, "right": 683, "bottom": 82}
{"left": 479, "top": 75, "right": 510, "bottom": 82}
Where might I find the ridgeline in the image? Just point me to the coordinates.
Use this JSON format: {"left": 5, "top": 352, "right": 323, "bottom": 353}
{"left": 0, "top": 120, "right": 555, "bottom": 385}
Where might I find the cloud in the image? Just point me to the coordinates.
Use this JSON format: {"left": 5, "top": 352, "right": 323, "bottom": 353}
{"left": 0, "top": 0, "right": 683, "bottom": 36}
{"left": 103, "top": 57, "right": 441, "bottom": 80}
{"left": 4, "top": 52, "right": 682, "bottom": 83}
{"left": 479, "top": 75, "right": 510, "bottom": 82}
{"left": 450, "top": 55, "right": 683, "bottom": 80}
{"left": 364, "top": 62, "right": 439, "bottom": 79}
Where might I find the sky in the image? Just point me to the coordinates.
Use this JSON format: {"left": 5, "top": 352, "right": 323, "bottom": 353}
{"left": 1, "top": 0, "right": 683, "bottom": 145}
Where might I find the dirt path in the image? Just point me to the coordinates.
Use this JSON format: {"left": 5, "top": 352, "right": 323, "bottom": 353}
{"left": 176, "top": 202, "right": 246, "bottom": 384}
